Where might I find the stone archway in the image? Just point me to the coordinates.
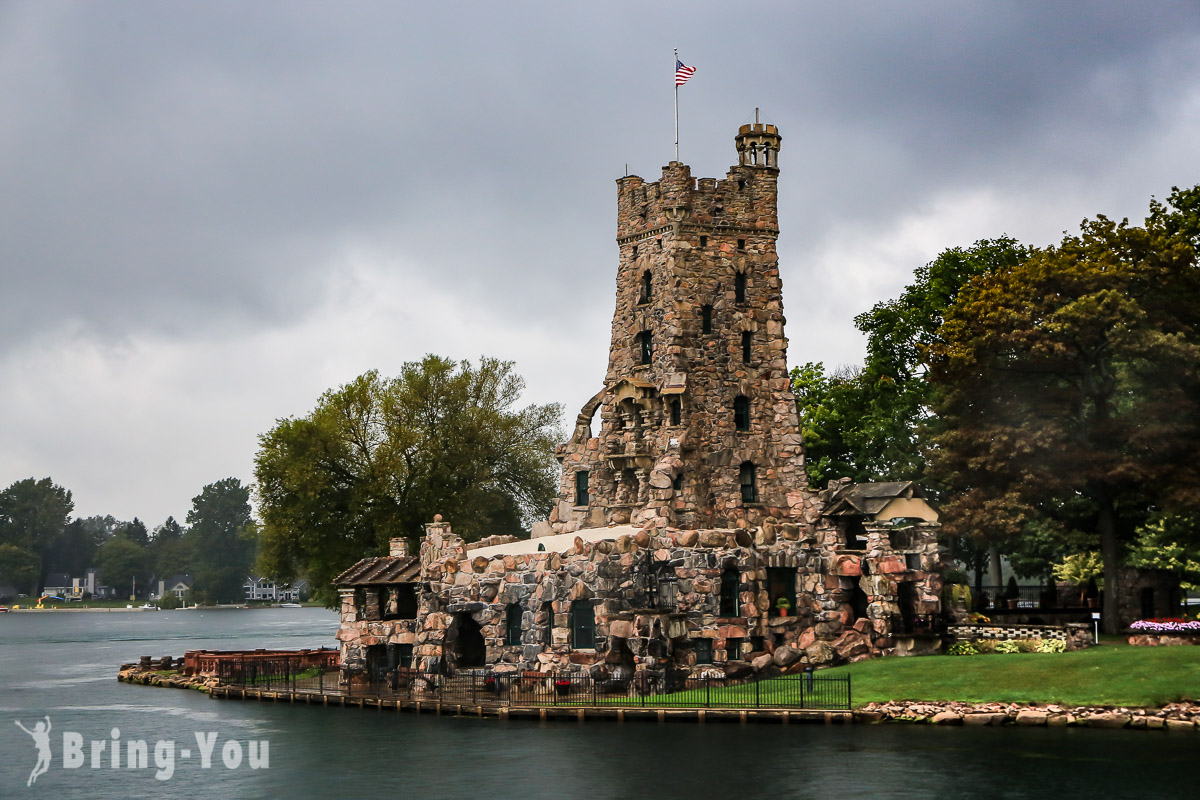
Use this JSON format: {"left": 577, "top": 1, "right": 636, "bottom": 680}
{"left": 445, "top": 613, "right": 486, "bottom": 671}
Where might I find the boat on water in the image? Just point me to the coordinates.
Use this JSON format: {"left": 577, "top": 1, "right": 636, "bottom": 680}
{"left": 280, "top": 603, "right": 303, "bottom": 608}
{"left": 0, "top": 606, "right": 9, "bottom": 613}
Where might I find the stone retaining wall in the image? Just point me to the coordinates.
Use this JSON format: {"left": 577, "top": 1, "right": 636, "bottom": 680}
{"left": 1127, "top": 632, "right": 1200, "bottom": 647}
{"left": 856, "top": 700, "right": 1200, "bottom": 730}
{"left": 948, "top": 622, "right": 1092, "bottom": 650}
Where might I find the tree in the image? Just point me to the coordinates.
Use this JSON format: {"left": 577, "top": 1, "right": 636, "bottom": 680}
{"left": 115, "top": 518, "right": 149, "bottom": 548}
{"left": 185, "top": 479, "right": 256, "bottom": 604}
{"left": 0, "top": 478, "right": 74, "bottom": 591}
{"left": 0, "top": 543, "right": 40, "bottom": 597}
{"left": 95, "top": 537, "right": 148, "bottom": 598}
{"left": 928, "top": 186, "right": 1200, "bottom": 632}
{"left": 794, "top": 238, "right": 1031, "bottom": 489}
{"left": 255, "top": 355, "right": 562, "bottom": 605}
{"left": 150, "top": 517, "right": 191, "bottom": 578}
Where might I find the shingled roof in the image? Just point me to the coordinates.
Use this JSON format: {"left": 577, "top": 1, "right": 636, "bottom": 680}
{"left": 333, "top": 556, "right": 421, "bottom": 586}
{"left": 824, "top": 481, "right": 930, "bottom": 518}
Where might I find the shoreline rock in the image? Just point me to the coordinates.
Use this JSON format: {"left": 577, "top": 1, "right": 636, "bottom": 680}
{"left": 853, "top": 700, "right": 1200, "bottom": 729}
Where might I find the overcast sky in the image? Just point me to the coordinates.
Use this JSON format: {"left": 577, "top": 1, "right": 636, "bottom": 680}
{"left": 3, "top": 1, "right": 1200, "bottom": 527}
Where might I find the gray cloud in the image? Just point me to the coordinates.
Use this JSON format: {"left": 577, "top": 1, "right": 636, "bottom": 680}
{"left": 3, "top": 1, "right": 1200, "bottom": 522}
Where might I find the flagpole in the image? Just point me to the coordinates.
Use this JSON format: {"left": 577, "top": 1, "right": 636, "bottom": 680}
{"left": 674, "top": 48, "right": 679, "bottom": 162}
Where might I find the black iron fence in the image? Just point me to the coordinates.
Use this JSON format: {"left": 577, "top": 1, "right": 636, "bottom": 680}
{"left": 974, "top": 584, "right": 1082, "bottom": 612}
{"left": 220, "top": 662, "right": 851, "bottom": 710}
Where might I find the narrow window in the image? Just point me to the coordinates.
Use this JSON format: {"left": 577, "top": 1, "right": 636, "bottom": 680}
{"left": 657, "top": 238, "right": 663, "bottom": 251}
{"left": 701, "top": 305, "right": 713, "bottom": 333}
{"left": 724, "top": 638, "right": 743, "bottom": 661}
{"left": 672, "top": 473, "right": 683, "bottom": 491}
{"left": 505, "top": 603, "right": 523, "bottom": 646}
{"left": 669, "top": 398, "right": 681, "bottom": 426}
{"left": 739, "top": 462, "right": 757, "bottom": 503}
{"left": 735, "top": 272, "right": 746, "bottom": 302}
{"left": 575, "top": 471, "right": 589, "bottom": 507}
{"left": 767, "top": 567, "right": 796, "bottom": 617}
{"left": 737, "top": 179, "right": 746, "bottom": 191}
{"left": 542, "top": 602, "right": 554, "bottom": 646}
{"left": 699, "top": 235, "right": 708, "bottom": 247}
{"left": 737, "top": 238, "right": 746, "bottom": 251}
{"left": 905, "top": 552, "right": 922, "bottom": 571}
{"left": 741, "top": 331, "right": 752, "bottom": 363}
{"left": 570, "top": 601, "right": 595, "bottom": 650}
{"left": 719, "top": 567, "right": 740, "bottom": 616}
{"left": 637, "top": 331, "right": 652, "bottom": 365}
{"left": 632, "top": 245, "right": 638, "bottom": 257}
{"left": 733, "top": 395, "right": 750, "bottom": 431}
{"left": 640, "top": 269, "right": 652, "bottom": 303}
{"left": 693, "top": 638, "right": 713, "bottom": 664}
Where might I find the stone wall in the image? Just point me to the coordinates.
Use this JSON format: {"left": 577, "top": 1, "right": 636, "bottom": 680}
{"left": 948, "top": 622, "right": 1093, "bottom": 650}
{"left": 550, "top": 124, "right": 813, "bottom": 535}
{"left": 336, "top": 517, "right": 941, "bottom": 680}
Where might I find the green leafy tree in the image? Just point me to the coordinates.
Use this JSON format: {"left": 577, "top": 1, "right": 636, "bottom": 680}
{"left": 794, "top": 238, "right": 1031, "bottom": 489}
{"left": 255, "top": 355, "right": 562, "bottom": 605}
{"left": 116, "top": 518, "right": 149, "bottom": 548}
{"left": 150, "top": 517, "right": 191, "bottom": 578}
{"left": 95, "top": 536, "right": 149, "bottom": 598}
{"left": 0, "top": 477, "right": 75, "bottom": 591}
{"left": 928, "top": 186, "right": 1200, "bottom": 632}
{"left": 0, "top": 543, "right": 41, "bottom": 597}
{"left": 185, "top": 479, "right": 256, "bottom": 604}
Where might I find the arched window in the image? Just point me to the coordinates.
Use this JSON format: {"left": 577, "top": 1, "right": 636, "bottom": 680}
{"left": 701, "top": 305, "right": 713, "bottom": 333}
{"left": 637, "top": 331, "right": 652, "bottom": 365}
{"left": 719, "top": 567, "right": 740, "bottom": 616}
{"left": 739, "top": 462, "right": 757, "bottom": 503}
{"left": 505, "top": 603, "right": 523, "bottom": 646}
{"left": 741, "top": 331, "right": 752, "bottom": 363}
{"left": 735, "top": 271, "right": 747, "bottom": 302}
{"left": 640, "top": 270, "right": 652, "bottom": 303}
{"left": 669, "top": 398, "right": 681, "bottom": 426}
{"left": 733, "top": 395, "right": 750, "bottom": 431}
{"left": 672, "top": 473, "right": 683, "bottom": 491}
{"left": 574, "top": 470, "right": 589, "bottom": 507}
{"left": 570, "top": 601, "right": 595, "bottom": 650}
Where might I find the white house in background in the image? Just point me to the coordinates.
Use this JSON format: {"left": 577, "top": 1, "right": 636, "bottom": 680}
{"left": 149, "top": 574, "right": 193, "bottom": 602}
{"left": 42, "top": 572, "right": 77, "bottom": 598}
{"left": 244, "top": 576, "right": 308, "bottom": 602}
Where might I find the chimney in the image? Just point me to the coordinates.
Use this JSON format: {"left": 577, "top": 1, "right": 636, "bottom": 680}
{"left": 389, "top": 538, "right": 409, "bottom": 558}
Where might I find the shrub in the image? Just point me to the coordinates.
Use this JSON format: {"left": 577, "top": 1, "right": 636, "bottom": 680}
{"left": 1015, "top": 638, "right": 1041, "bottom": 653}
{"left": 995, "top": 640, "right": 1020, "bottom": 654}
{"left": 974, "top": 640, "right": 997, "bottom": 654}
{"left": 948, "top": 641, "right": 979, "bottom": 656}
{"left": 1037, "top": 638, "right": 1066, "bottom": 653}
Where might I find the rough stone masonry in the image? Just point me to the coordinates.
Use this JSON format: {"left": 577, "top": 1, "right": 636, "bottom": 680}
{"left": 334, "top": 122, "right": 943, "bottom": 686}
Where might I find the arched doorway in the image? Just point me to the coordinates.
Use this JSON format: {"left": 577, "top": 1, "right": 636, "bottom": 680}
{"left": 446, "top": 613, "right": 486, "bottom": 670}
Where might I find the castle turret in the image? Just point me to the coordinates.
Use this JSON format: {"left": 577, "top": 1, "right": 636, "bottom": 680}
{"left": 550, "top": 122, "right": 808, "bottom": 533}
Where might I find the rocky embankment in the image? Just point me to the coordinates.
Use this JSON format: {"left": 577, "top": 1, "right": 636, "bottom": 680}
{"left": 117, "top": 656, "right": 217, "bottom": 693}
{"left": 854, "top": 700, "right": 1200, "bottom": 730}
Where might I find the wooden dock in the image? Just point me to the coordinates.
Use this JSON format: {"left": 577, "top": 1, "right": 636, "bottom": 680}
{"left": 208, "top": 685, "right": 853, "bottom": 724}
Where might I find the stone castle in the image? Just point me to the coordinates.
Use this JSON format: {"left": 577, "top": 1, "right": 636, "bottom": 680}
{"left": 333, "top": 122, "right": 943, "bottom": 685}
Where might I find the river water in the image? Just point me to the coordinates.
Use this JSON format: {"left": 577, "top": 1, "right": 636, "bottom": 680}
{"left": 0, "top": 608, "right": 1193, "bottom": 799}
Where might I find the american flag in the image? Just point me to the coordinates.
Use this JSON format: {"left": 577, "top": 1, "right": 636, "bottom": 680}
{"left": 675, "top": 59, "right": 696, "bottom": 86}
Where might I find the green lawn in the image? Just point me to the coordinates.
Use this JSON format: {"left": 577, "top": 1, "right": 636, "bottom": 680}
{"left": 814, "top": 639, "right": 1200, "bottom": 708}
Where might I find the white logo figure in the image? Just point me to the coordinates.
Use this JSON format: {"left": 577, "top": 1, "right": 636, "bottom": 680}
{"left": 14, "top": 716, "right": 52, "bottom": 787}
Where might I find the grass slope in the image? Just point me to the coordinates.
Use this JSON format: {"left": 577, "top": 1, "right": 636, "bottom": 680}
{"left": 819, "top": 639, "right": 1200, "bottom": 708}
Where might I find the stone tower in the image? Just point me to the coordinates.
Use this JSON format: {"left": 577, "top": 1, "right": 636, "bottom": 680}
{"left": 549, "top": 123, "right": 814, "bottom": 534}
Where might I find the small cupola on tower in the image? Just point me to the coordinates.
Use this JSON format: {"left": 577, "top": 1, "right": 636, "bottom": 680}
{"left": 735, "top": 111, "right": 781, "bottom": 169}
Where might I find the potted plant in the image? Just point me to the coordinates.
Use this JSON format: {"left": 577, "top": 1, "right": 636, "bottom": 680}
{"left": 775, "top": 596, "right": 792, "bottom": 617}
{"left": 1005, "top": 576, "right": 1020, "bottom": 610}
